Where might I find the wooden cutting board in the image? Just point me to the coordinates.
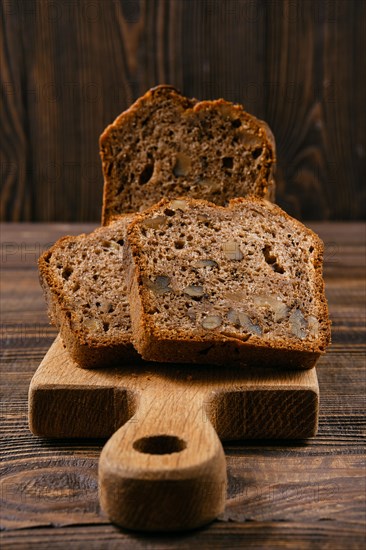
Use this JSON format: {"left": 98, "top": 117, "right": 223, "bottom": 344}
{"left": 29, "top": 336, "right": 319, "bottom": 531}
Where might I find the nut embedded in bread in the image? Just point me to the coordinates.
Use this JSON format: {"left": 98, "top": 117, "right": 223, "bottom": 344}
{"left": 125, "top": 197, "right": 331, "bottom": 369}
{"left": 38, "top": 215, "right": 140, "bottom": 368}
{"left": 100, "top": 85, "right": 276, "bottom": 225}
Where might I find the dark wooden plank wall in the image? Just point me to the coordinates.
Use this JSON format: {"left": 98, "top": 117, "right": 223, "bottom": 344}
{"left": 1, "top": 0, "right": 365, "bottom": 222}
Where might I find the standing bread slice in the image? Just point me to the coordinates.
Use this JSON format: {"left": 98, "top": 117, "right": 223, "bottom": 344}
{"left": 100, "top": 85, "right": 276, "bottom": 225}
{"left": 124, "top": 197, "right": 331, "bottom": 369}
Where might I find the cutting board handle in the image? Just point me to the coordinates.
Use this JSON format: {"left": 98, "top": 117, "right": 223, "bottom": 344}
{"left": 98, "top": 390, "right": 227, "bottom": 531}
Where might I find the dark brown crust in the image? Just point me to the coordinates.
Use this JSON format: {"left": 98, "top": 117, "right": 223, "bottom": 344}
{"left": 124, "top": 197, "right": 331, "bottom": 369}
{"left": 38, "top": 229, "right": 142, "bottom": 369}
{"left": 100, "top": 85, "right": 276, "bottom": 225}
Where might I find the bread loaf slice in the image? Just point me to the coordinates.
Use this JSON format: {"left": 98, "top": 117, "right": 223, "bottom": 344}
{"left": 125, "top": 197, "right": 331, "bottom": 369}
{"left": 38, "top": 215, "right": 140, "bottom": 368}
{"left": 100, "top": 85, "right": 276, "bottom": 225}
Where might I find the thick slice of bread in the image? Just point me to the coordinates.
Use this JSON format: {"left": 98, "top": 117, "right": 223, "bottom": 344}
{"left": 125, "top": 197, "right": 331, "bottom": 369}
{"left": 100, "top": 85, "right": 276, "bottom": 225}
{"left": 38, "top": 215, "right": 140, "bottom": 368}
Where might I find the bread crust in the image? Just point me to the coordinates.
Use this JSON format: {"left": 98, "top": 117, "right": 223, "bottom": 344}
{"left": 125, "top": 197, "right": 331, "bottom": 369}
{"left": 100, "top": 85, "right": 276, "bottom": 225}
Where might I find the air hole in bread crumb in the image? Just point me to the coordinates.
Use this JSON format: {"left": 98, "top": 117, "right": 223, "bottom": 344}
{"left": 252, "top": 148, "right": 262, "bottom": 159}
{"left": 164, "top": 208, "right": 175, "bottom": 216}
{"left": 93, "top": 274, "right": 98, "bottom": 281}
{"left": 175, "top": 240, "right": 185, "bottom": 249}
{"left": 139, "top": 163, "right": 154, "bottom": 184}
{"left": 103, "top": 322, "right": 109, "bottom": 332}
{"left": 309, "top": 246, "right": 314, "bottom": 253}
{"left": 62, "top": 266, "right": 73, "bottom": 280}
{"left": 232, "top": 119, "right": 241, "bottom": 128}
{"left": 117, "top": 239, "right": 124, "bottom": 246}
{"left": 222, "top": 157, "right": 233, "bottom": 169}
{"left": 201, "top": 156, "right": 208, "bottom": 170}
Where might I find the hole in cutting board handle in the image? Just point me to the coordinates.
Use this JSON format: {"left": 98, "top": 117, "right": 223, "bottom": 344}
{"left": 133, "top": 435, "right": 187, "bottom": 455}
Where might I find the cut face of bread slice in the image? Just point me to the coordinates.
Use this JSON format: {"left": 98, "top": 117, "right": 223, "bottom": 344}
{"left": 38, "top": 215, "right": 140, "bottom": 368}
{"left": 125, "top": 198, "right": 331, "bottom": 369}
{"left": 100, "top": 85, "right": 276, "bottom": 225}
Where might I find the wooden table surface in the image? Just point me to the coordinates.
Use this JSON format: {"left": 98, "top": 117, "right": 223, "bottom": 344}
{"left": 1, "top": 222, "right": 365, "bottom": 549}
